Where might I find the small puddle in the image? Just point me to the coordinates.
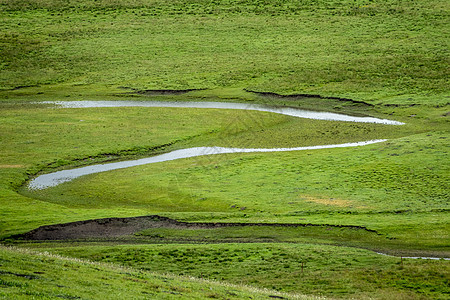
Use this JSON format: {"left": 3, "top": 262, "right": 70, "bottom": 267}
{"left": 29, "top": 100, "right": 403, "bottom": 190}
{"left": 376, "top": 252, "right": 450, "bottom": 261}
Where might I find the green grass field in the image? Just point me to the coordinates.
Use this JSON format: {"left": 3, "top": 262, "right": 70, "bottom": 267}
{"left": 0, "top": 246, "right": 315, "bottom": 300}
{"left": 1, "top": 0, "right": 449, "bottom": 299}
{"left": 1, "top": 0, "right": 449, "bottom": 105}
{"left": 15, "top": 242, "right": 447, "bottom": 299}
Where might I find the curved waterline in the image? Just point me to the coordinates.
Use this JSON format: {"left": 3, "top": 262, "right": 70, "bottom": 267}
{"left": 41, "top": 100, "right": 405, "bottom": 125}
{"left": 376, "top": 252, "right": 450, "bottom": 261}
{"left": 29, "top": 100, "right": 402, "bottom": 190}
{"left": 26, "top": 101, "right": 448, "bottom": 260}
{"left": 28, "top": 140, "right": 386, "bottom": 190}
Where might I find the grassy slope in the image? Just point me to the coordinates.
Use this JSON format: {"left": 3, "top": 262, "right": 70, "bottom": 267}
{"left": 24, "top": 243, "right": 449, "bottom": 299}
{"left": 1, "top": 104, "right": 409, "bottom": 237}
{"left": 34, "top": 133, "right": 447, "bottom": 214}
{"left": 2, "top": 107, "right": 448, "bottom": 298}
{"left": 0, "top": 0, "right": 448, "bottom": 104}
{"left": 0, "top": 246, "right": 312, "bottom": 300}
{"left": 0, "top": 0, "right": 449, "bottom": 299}
{"left": 19, "top": 129, "right": 448, "bottom": 258}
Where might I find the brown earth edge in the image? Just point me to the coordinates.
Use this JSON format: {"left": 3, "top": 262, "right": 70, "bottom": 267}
{"left": 13, "top": 215, "right": 381, "bottom": 240}
{"left": 118, "top": 87, "right": 206, "bottom": 95}
{"left": 244, "top": 89, "right": 374, "bottom": 107}
{"left": 119, "top": 86, "right": 374, "bottom": 107}
{"left": 9, "top": 85, "right": 40, "bottom": 91}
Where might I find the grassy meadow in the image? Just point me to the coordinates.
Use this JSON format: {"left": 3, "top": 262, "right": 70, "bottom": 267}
{"left": 0, "top": 246, "right": 315, "bottom": 300}
{"left": 1, "top": 0, "right": 449, "bottom": 105}
{"left": 17, "top": 242, "right": 448, "bottom": 299}
{"left": 1, "top": 0, "right": 449, "bottom": 299}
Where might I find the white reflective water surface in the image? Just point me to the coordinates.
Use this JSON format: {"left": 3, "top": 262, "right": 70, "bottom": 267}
{"left": 28, "top": 140, "right": 386, "bottom": 190}
{"left": 29, "top": 100, "right": 403, "bottom": 190}
{"left": 42, "top": 100, "right": 405, "bottom": 125}
{"left": 376, "top": 252, "right": 450, "bottom": 261}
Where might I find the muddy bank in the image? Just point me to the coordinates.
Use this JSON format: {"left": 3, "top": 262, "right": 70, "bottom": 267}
{"left": 15, "top": 215, "right": 380, "bottom": 240}
{"left": 244, "top": 89, "right": 374, "bottom": 107}
{"left": 9, "top": 84, "right": 40, "bottom": 91}
{"left": 119, "top": 87, "right": 204, "bottom": 95}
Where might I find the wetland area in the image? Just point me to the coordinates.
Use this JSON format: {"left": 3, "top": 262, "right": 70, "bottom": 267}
{"left": 1, "top": 0, "right": 448, "bottom": 299}
{"left": 28, "top": 100, "right": 395, "bottom": 189}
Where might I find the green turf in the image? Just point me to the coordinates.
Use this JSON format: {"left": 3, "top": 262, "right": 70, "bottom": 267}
{"left": 21, "top": 131, "right": 448, "bottom": 255}
{"left": 0, "top": 246, "right": 312, "bottom": 300}
{"left": 23, "top": 242, "right": 449, "bottom": 299}
{"left": 0, "top": 0, "right": 448, "bottom": 299}
{"left": 1, "top": 0, "right": 449, "bottom": 104}
{"left": 34, "top": 132, "right": 447, "bottom": 213}
{"left": 1, "top": 104, "right": 411, "bottom": 236}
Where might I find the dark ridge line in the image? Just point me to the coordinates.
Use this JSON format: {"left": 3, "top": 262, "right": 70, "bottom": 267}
{"left": 14, "top": 215, "right": 382, "bottom": 241}
{"left": 384, "top": 103, "right": 420, "bottom": 107}
{"left": 0, "top": 270, "right": 41, "bottom": 280}
{"left": 269, "top": 295, "right": 287, "bottom": 299}
{"left": 137, "top": 89, "right": 205, "bottom": 95}
{"left": 118, "top": 86, "right": 205, "bottom": 95}
{"left": 8, "top": 85, "right": 40, "bottom": 91}
{"left": 244, "top": 89, "right": 374, "bottom": 107}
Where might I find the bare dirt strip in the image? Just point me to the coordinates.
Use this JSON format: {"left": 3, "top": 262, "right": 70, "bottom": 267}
{"left": 16, "top": 215, "right": 380, "bottom": 240}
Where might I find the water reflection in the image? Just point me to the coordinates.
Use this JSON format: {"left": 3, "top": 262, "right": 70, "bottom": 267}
{"left": 29, "top": 100, "right": 403, "bottom": 189}
{"left": 42, "top": 100, "right": 404, "bottom": 125}
{"left": 29, "top": 140, "right": 386, "bottom": 190}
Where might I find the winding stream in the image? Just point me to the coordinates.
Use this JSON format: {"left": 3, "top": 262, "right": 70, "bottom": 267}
{"left": 42, "top": 100, "right": 404, "bottom": 125}
{"left": 28, "top": 100, "right": 403, "bottom": 190}
{"left": 25, "top": 101, "right": 449, "bottom": 260}
{"left": 376, "top": 252, "right": 450, "bottom": 261}
{"left": 28, "top": 140, "right": 386, "bottom": 190}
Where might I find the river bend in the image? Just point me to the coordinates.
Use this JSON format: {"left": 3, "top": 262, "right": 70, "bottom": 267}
{"left": 29, "top": 101, "right": 402, "bottom": 190}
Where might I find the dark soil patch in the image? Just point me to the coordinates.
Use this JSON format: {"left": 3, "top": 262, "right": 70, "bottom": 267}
{"left": 384, "top": 103, "right": 420, "bottom": 107}
{"left": 14, "top": 215, "right": 380, "bottom": 241}
{"left": 0, "top": 270, "right": 40, "bottom": 280}
{"left": 118, "top": 87, "right": 205, "bottom": 95}
{"left": 244, "top": 89, "right": 374, "bottom": 107}
{"left": 9, "top": 85, "right": 39, "bottom": 91}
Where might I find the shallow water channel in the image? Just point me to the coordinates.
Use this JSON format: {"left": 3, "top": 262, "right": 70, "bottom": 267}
{"left": 28, "top": 140, "right": 386, "bottom": 190}
{"left": 29, "top": 100, "right": 402, "bottom": 190}
{"left": 43, "top": 100, "right": 404, "bottom": 125}
{"left": 26, "top": 101, "right": 450, "bottom": 260}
